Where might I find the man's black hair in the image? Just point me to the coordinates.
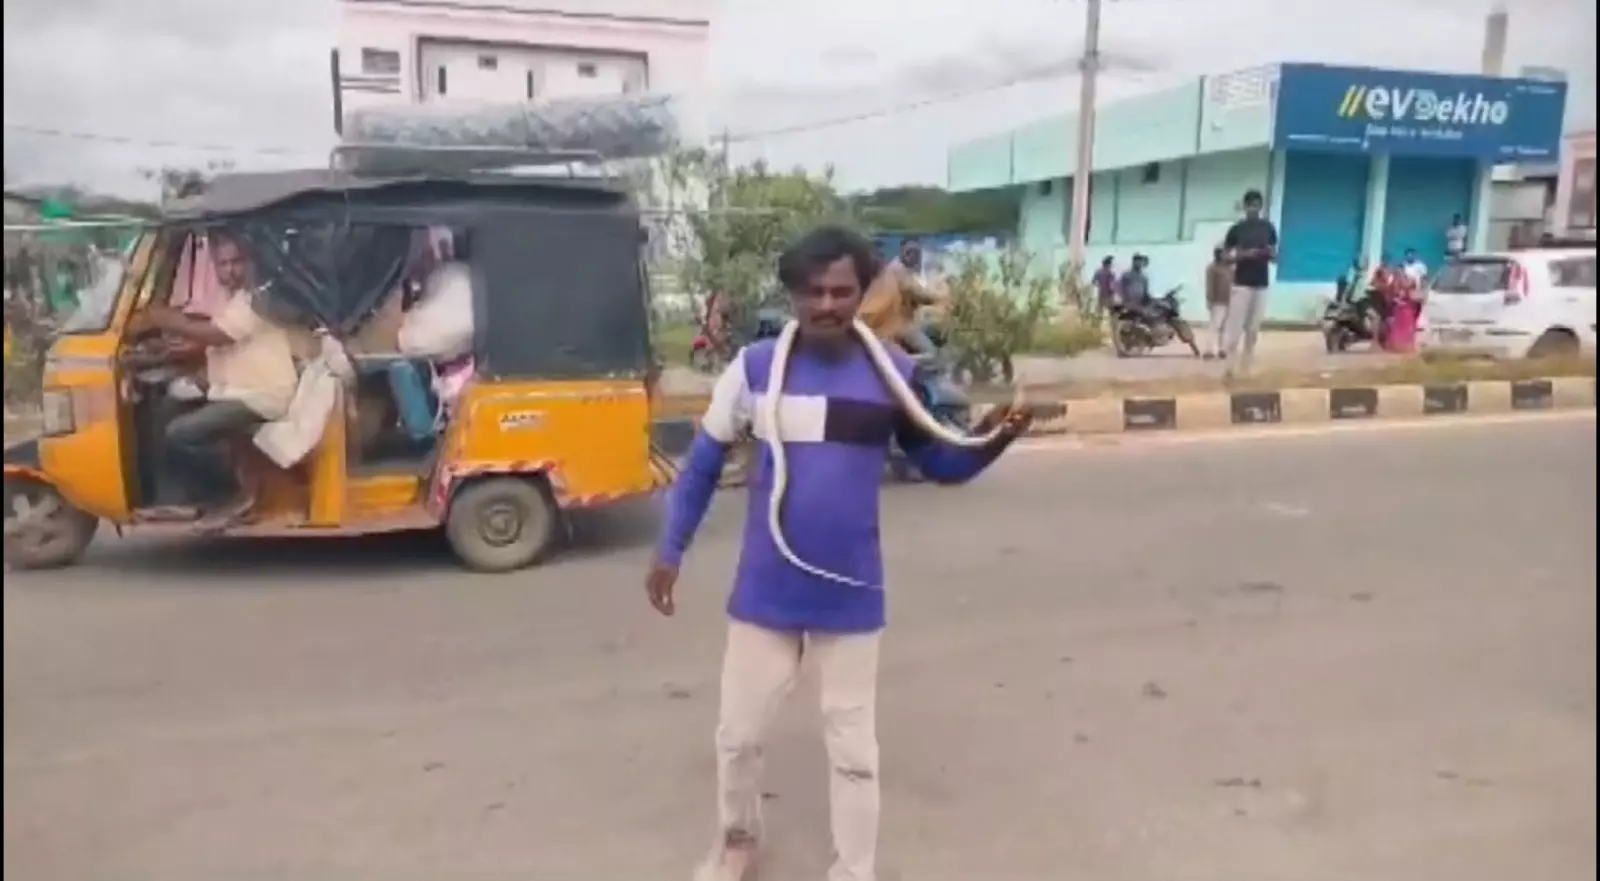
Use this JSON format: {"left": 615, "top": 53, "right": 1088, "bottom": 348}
{"left": 777, "top": 225, "right": 881, "bottom": 293}
{"left": 1101, "top": 255, "right": 1114, "bottom": 267}
{"left": 1242, "top": 189, "right": 1264, "bottom": 204}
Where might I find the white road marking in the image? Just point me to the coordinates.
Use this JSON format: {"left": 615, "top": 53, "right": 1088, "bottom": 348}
{"left": 1007, "top": 409, "right": 1594, "bottom": 458}
{"left": 1260, "top": 502, "right": 1312, "bottom": 518}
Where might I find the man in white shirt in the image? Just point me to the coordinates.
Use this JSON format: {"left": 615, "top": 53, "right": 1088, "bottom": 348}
{"left": 1445, "top": 214, "right": 1468, "bottom": 259}
{"left": 138, "top": 233, "right": 298, "bottom": 525}
{"left": 1401, "top": 248, "right": 1429, "bottom": 285}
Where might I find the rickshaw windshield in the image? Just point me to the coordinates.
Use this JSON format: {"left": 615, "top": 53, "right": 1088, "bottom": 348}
{"left": 57, "top": 252, "right": 127, "bottom": 334}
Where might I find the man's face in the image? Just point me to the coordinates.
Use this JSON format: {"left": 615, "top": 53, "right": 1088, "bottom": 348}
{"left": 1243, "top": 198, "right": 1262, "bottom": 219}
{"left": 1133, "top": 257, "right": 1148, "bottom": 272}
{"left": 211, "top": 239, "right": 250, "bottom": 290}
{"left": 790, "top": 256, "right": 862, "bottom": 345}
{"left": 900, "top": 243, "right": 921, "bottom": 271}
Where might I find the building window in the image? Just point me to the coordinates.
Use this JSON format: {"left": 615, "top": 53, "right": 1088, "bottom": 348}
{"left": 577, "top": 62, "right": 598, "bottom": 78}
{"left": 1039, "top": 180, "right": 1053, "bottom": 196}
{"left": 436, "top": 66, "right": 448, "bottom": 96}
{"left": 361, "top": 48, "right": 401, "bottom": 75}
{"left": 477, "top": 54, "right": 498, "bottom": 71}
{"left": 1141, "top": 162, "right": 1161, "bottom": 184}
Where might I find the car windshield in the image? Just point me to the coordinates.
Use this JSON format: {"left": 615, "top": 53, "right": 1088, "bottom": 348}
{"left": 1431, "top": 259, "right": 1511, "bottom": 295}
{"left": 57, "top": 252, "right": 127, "bottom": 334}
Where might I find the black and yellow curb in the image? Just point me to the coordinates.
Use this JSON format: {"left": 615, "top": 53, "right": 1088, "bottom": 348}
{"left": 968, "top": 375, "right": 1595, "bottom": 435}
{"left": 651, "top": 375, "right": 1595, "bottom": 460}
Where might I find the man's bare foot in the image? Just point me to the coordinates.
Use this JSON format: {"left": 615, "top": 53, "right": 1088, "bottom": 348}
{"left": 196, "top": 495, "right": 255, "bottom": 533}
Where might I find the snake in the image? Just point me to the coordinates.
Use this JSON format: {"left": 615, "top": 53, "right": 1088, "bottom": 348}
{"left": 760, "top": 318, "right": 1026, "bottom": 587}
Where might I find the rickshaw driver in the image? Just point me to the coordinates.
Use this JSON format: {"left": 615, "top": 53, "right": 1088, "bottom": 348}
{"left": 135, "top": 232, "right": 298, "bottom": 526}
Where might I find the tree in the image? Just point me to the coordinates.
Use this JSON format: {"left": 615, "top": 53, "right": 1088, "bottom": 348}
{"left": 656, "top": 148, "right": 851, "bottom": 326}
{"left": 850, "top": 185, "right": 1019, "bottom": 236}
{"left": 138, "top": 159, "right": 234, "bottom": 204}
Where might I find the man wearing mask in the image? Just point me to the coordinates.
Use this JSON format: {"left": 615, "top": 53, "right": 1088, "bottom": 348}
{"left": 1220, "top": 189, "right": 1279, "bottom": 375}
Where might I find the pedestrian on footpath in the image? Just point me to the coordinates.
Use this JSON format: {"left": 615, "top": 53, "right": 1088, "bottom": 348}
{"left": 1203, "top": 246, "right": 1232, "bottom": 359}
{"left": 645, "top": 225, "right": 1032, "bottom": 881}
{"left": 1220, "top": 189, "right": 1279, "bottom": 377}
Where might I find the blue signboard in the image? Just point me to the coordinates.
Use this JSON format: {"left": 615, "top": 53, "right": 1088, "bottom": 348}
{"left": 1273, "top": 63, "right": 1567, "bottom": 160}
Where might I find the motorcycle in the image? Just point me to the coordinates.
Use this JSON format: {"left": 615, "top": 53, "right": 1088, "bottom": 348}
{"left": 887, "top": 323, "right": 973, "bottom": 483}
{"left": 1110, "top": 286, "right": 1199, "bottom": 357}
{"left": 688, "top": 303, "right": 789, "bottom": 373}
{"left": 1321, "top": 282, "right": 1384, "bottom": 353}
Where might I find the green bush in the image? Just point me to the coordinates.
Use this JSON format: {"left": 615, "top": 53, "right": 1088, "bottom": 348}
{"left": 942, "top": 248, "right": 1055, "bottom": 384}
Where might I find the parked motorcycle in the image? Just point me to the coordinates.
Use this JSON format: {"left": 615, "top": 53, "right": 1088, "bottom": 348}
{"left": 1110, "top": 286, "right": 1199, "bottom": 357}
{"left": 1321, "top": 287, "right": 1384, "bottom": 353}
{"left": 688, "top": 303, "right": 789, "bottom": 373}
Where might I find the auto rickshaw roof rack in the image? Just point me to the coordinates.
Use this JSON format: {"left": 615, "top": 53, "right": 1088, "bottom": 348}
{"left": 329, "top": 143, "right": 613, "bottom": 181}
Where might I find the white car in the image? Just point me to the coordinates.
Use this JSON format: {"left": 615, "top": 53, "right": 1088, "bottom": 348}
{"left": 1420, "top": 248, "right": 1597, "bottom": 359}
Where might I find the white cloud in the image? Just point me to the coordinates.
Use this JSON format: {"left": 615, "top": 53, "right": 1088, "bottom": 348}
{"left": 2, "top": 0, "right": 1593, "bottom": 195}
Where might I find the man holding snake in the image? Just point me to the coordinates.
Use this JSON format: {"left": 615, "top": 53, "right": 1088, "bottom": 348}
{"left": 646, "top": 225, "right": 1033, "bottom": 881}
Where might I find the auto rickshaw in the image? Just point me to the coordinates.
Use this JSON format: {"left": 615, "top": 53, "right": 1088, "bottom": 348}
{"left": 4, "top": 150, "right": 676, "bottom": 571}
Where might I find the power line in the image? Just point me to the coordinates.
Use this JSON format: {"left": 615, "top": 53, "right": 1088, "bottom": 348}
{"left": 1, "top": 122, "right": 323, "bottom": 157}
{"left": 1, "top": 59, "right": 1124, "bottom": 157}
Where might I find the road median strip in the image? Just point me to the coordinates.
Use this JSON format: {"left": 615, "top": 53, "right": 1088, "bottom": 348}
{"left": 651, "top": 359, "right": 1596, "bottom": 463}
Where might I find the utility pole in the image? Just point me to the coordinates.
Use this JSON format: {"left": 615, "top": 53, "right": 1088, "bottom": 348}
{"left": 1480, "top": 3, "right": 1508, "bottom": 75}
{"left": 1066, "top": 0, "right": 1104, "bottom": 271}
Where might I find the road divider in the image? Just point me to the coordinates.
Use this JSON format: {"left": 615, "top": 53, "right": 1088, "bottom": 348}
{"left": 650, "top": 374, "right": 1594, "bottom": 486}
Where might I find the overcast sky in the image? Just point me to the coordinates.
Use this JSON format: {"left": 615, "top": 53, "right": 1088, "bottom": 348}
{"left": 2, "top": 0, "right": 1594, "bottom": 197}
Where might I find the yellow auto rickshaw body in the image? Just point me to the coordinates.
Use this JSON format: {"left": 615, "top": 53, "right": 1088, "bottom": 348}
{"left": 5, "top": 161, "right": 675, "bottom": 571}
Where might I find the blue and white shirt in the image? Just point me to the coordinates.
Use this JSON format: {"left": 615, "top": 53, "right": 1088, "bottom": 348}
{"left": 658, "top": 338, "right": 1013, "bottom": 634}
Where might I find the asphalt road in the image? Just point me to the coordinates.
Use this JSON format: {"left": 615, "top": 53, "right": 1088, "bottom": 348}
{"left": 4, "top": 414, "right": 1596, "bottom": 881}
{"left": 657, "top": 330, "right": 1406, "bottom": 397}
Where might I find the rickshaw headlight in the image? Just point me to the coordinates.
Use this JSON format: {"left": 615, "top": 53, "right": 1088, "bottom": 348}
{"left": 41, "top": 389, "right": 75, "bottom": 437}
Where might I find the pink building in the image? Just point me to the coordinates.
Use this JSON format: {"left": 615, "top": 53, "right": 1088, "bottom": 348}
{"left": 334, "top": 0, "right": 713, "bottom": 124}
{"left": 1552, "top": 130, "right": 1596, "bottom": 238}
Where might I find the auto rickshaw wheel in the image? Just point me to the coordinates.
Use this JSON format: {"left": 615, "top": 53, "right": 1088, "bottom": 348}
{"left": 3, "top": 476, "right": 99, "bottom": 571}
{"left": 445, "top": 476, "right": 560, "bottom": 573}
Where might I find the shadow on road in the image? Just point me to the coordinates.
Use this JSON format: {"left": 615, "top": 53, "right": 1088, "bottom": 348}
{"left": 74, "top": 499, "right": 662, "bottom": 580}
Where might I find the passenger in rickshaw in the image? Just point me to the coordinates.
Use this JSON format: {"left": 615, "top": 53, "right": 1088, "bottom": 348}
{"left": 134, "top": 232, "right": 298, "bottom": 526}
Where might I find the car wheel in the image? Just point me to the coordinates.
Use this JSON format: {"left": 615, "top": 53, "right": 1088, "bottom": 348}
{"left": 3, "top": 477, "right": 99, "bottom": 571}
{"left": 1527, "top": 328, "right": 1579, "bottom": 359}
{"left": 445, "top": 476, "right": 560, "bottom": 573}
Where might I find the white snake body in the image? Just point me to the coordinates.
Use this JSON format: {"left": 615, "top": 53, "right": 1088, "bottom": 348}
{"left": 760, "top": 319, "right": 1024, "bottom": 587}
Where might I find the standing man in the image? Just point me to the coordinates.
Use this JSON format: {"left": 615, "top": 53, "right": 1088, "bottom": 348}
{"left": 1092, "top": 255, "right": 1118, "bottom": 313}
{"left": 648, "top": 225, "right": 1032, "bottom": 881}
{"left": 1220, "top": 189, "right": 1279, "bottom": 376}
{"left": 1445, "top": 213, "right": 1468, "bottom": 260}
{"left": 1203, "top": 246, "right": 1233, "bottom": 359}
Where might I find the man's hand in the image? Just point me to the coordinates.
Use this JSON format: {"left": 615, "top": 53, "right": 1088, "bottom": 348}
{"left": 646, "top": 560, "right": 680, "bottom": 616}
{"left": 972, "top": 405, "right": 1035, "bottom": 446}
